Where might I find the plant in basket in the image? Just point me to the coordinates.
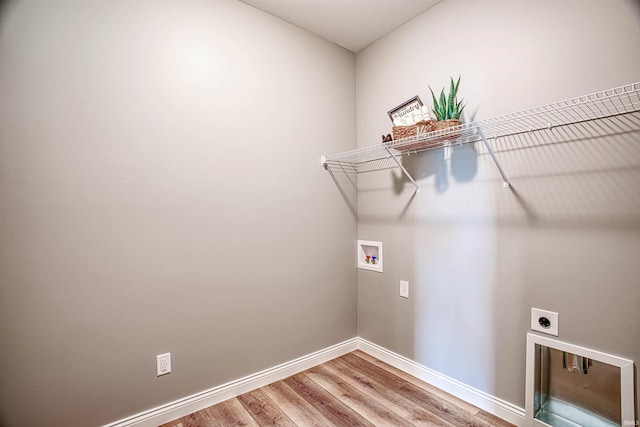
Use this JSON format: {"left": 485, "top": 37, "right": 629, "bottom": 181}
{"left": 429, "top": 76, "right": 466, "bottom": 140}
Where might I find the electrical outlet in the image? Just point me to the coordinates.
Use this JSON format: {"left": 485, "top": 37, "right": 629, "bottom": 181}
{"left": 156, "top": 353, "right": 171, "bottom": 376}
{"left": 531, "top": 308, "right": 559, "bottom": 336}
{"left": 400, "top": 280, "right": 409, "bottom": 298}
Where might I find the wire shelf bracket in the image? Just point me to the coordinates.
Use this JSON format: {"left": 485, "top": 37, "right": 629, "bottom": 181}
{"left": 477, "top": 127, "right": 510, "bottom": 188}
{"left": 385, "top": 147, "right": 420, "bottom": 193}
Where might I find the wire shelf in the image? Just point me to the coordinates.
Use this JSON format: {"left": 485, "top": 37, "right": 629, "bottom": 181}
{"left": 322, "top": 82, "right": 640, "bottom": 170}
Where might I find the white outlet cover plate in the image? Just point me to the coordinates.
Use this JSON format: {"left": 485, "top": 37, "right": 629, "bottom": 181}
{"left": 400, "top": 280, "right": 409, "bottom": 298}
{"left": 531, "top": 308, "right": 559, "bottom": 336}
{"left": 157, "top": 353, "right": 171, "bottom": 376}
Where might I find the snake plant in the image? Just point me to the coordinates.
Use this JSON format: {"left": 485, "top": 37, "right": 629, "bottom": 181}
{"left": 429, "top": 76, "right": 466, "bottom": 121}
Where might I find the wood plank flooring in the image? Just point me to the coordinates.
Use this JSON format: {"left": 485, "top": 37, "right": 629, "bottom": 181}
{"left": 161, "top": 350, "right": 515, "bottom": 426}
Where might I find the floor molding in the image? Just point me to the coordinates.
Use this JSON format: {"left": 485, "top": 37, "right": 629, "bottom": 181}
{"left": 104, "top": 337, "right": 525, "bottom": 427}
{"left": 357, "top": 338, "right": 526, "bottom": 426}
{"left": 104, "top": 338, "right": 359, "bottom": 427}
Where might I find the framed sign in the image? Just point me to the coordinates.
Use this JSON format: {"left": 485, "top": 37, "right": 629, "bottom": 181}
{"left": 388, "top": 96, "right": 423, "bottom": 123}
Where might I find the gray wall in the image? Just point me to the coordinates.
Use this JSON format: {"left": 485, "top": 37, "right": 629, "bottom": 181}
{"left": 0, "top": 1, "right": 356, "bottom": 426}
{"left": 356, "top": 0, "right": 640, "bottom": 411}
{"left": 2, "top": 0, "right": 640, "bottom": 425}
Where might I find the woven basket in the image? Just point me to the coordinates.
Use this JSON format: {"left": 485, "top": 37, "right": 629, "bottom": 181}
{"left": 392, "top": 120, "right": 436, "bottom": 151}
{"left": 432, "top": 119, "right": 462, "bottom": 142}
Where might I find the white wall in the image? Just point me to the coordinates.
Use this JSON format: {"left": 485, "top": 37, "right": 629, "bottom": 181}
{"left": 356, "top": 0, "right": 640, "bottom": 410}
{"left": 0, "top": 1, "right": 356, "bottom": 425}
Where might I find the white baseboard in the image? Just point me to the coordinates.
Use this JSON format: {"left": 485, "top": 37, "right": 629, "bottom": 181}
{"left": 105, "top": 337, "right": 525, "bottom": 427}
{"left": 356, "top": 338, "right": 526, "bottom": 427}
{"left": 104, "top": 338, "right": 359, "bottom": 427}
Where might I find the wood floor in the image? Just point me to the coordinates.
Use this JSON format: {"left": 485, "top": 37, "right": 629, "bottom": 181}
{"left": 161, "top": 350, "right": 515, "bottom": 426}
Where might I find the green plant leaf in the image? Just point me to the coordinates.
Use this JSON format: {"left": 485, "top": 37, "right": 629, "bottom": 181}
{"left": 429, "top": 87, "right": 444, "bottom": 120}
{"left": 450, "top": 103, "right": 457, "bottom": 120}
{"left": 429, "top": 86, "right": 438, "bottom": 106}
{"left": 454, "top": 76, "right": 463, "bottom": 118}
{"left": 448, "top": 78, "right": 456, "bottom": 119}
{"left": 458, "top": 103, "right": 466, "bottom": 118}
{"left": 430, "top": 77, "right": 465, "bottom": 120}
{"left": 455, "top": 98, "right": 466, "bottom": 119}
{"left": 439, "top": 89, "right": 447, "bottom": 120}
{"left": 429, "top": 87, "right": 439, "bottom": 115}
{"left": 453, "top": 75, "right": 461, "bottom": 99}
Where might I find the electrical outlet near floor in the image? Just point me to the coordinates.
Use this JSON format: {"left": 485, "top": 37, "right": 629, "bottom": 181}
{"left": 531, "top": 308, "right": 559, "bottom": 336}
{"left": 156, "top": 353, "right": 171, "bottom": 376}
{"left": 400, "top": 280, "right": 409, "bottom": 298}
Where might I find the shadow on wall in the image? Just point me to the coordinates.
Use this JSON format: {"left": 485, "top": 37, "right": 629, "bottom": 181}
{"left": 0, "top": 0, "right": 16, "bottom": 15}
{"left": 357, "top": 113, "right": 640, "bottom": 229}
{"left": 489, "top": 113, "right": 640, "bottom": 229}
{"left": 408, "top": 116, "right": 640, "bottom": 396}
{"left": 0, "top": 0, "right": 17, "bottom": 32}
{"left": 392, "top": 143, "right": 479, "bottom": 194}
{"left": 351, "top": 113, "right": 640, "bottom": 402}
{"left": 325, "top": 163, "right": 357, "bottom": 219}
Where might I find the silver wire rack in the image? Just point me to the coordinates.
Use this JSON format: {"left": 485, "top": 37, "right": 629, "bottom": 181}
{"left": 321, "top": 82, "right": 640, "bottom": 191}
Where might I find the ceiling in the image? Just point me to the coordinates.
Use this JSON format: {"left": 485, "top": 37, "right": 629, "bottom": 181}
{"left": 238, "top": 0, "right": 442, "bottom": 52}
